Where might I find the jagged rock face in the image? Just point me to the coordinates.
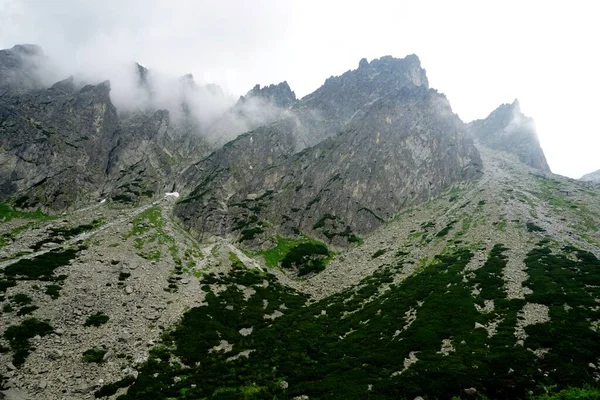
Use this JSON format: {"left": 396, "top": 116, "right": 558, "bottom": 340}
{"left": 206, "top": 81, "right": 297, "bottom": 144}
{"left": 243, "top": 81, "right": 297, "bottom": 109}
{"left": 208, "top": 55, "right": 430, "bottom": 151}
{"left": 468, "top": 100, "right": 550, "bottom": 171}
{"left": 0, "top": 79, "right": 119, "bottom": 210}
{"left": 0, "top": 44, "right": 47, "bottom": 95}
{"left": 176, "top": 85, "right": 482, "bottom": 245}
{"left": 103, "top": 110, "right": 212, "bottom": 203}
{"left": 0, "top": 73, "right": 211, "bottom": 210}
{"left": 580, "top": 169, "right": 600, "bottom": 183}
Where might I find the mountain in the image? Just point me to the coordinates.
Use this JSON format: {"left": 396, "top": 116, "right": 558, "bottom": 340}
{"left": 206, "top": 81, "right": 297, "bottom": 144}
{"left": 3, "top": 46, "right": 600, "bottom": 400}
{"left": 0, "top": 74, "right": 211, "bottom": 211}
{"left": 468, "top": 99, "right": 551, "bottom": 171}
{"left": 581, "top": 169, "right": 600, "bottom": 183}
{"left": 176, "top": 78, "right": 481, "bottom": 246}
{"left": 0, "top": 44, "right": 47, "bottom": 95}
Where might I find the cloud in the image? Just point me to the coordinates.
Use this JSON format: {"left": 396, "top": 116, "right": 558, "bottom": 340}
{"left": 1, "top": 0, "right": 599, "bottom": 177}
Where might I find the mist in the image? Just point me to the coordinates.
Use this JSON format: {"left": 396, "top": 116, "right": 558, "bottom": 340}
{"left": 1, "top": 0, "right": 600, "bottom": 177}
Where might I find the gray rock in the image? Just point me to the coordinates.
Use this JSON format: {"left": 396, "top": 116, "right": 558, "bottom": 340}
{"left": 467, "top": 99, "right": 550, "bottom": 172}
{"left": 47, "top": 349, "right": 63, "bottom": 360}
{"left": 176, "top": 57, "right": 482, "bottom": 247}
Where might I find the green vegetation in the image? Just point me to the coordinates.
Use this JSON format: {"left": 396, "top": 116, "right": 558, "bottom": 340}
{"left": 371, "top": 249, "right": 386, "bottom": 259}
{"left": 1, "top": 222, "right": 35, "bottom": 247}
{"left": 435, "top": 219, "right": 457, "bottom": 237}
{"left": 10, "top": 293, "right": 32, "bottom": 305}
{"left": 254, "top": 236, "right": 330, "bottom": 269}
{"left": 106, "top": 241, "right": 600, "bottom": 399}
{"left": 4, "top": 246, "right": 83, "bottom": 280}
{"left": 280, "top": 242, "right": 330, "bottom": 276}
{"left": 3, "top": 318, "right": 53, "bottom": 366}
{"left": 95, "top": 376, "right": 136, "bottom": 398}
{"left": 0, "top": 203, "right": 54, "bottom": 223}
{"left": 45, "top": 284, "right": 62, "bottom": 299}
{"left": 527, "top": 222, "right": 546, "bottom": 233}
{"left": 82, "top": 348, "right": 107, "bottom": 363}
{"left": 532, "top": 386, "right": 600, "bottom": 400}
{"left": 123, "top": 206, "right": 180, "bottom": 262}
{"left": 16, "top": 305, "right": 38, "bottom": 316}
{"left": 312, "top": 213, "right": 363, "bottom": 244}
{"left": 84, "top": 312, "right": 110, "bottom": 327}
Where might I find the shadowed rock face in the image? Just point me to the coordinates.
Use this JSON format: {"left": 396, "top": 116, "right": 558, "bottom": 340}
{"left": 580, "top": 169, "right": 600, "bottom": 183}
{"left": 467, "top": 100, "right": 550, "bottom": 172}
{"left": 176, "top": 84, "right": 482, "bottom": 246}
{"left": 0, "top": 79, "right": 119, "bottom": 210}
{"left": 1, "top": 47, "right": 481, "bottom": 228}
{"left": 242, "top": 82, "right": 297, "bottom": 109}
{"left": 0, "top": 76, "right": 211, "bottom": 210}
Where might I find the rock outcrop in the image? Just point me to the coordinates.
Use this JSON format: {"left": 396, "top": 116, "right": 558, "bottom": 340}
{"left": 467, "top": 100, "right": 550, "bottom": 171}
{"left": 0, "top": 63, "right": 211, "bottom": 210}
{"left": 176, "top": 73, "right": 481, "bottom": 245}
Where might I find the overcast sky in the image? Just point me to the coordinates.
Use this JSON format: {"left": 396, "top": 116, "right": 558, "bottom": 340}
{"left": 1, "top": 0, "right": 598, "bottom": 178}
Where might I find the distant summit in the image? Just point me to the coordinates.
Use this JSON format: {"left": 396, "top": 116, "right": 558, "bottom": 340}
{"left": 580, "top": 169, "right": 600, "bottom": 183}
{"left": 239, "top": 81, "right": 297, "bottom": 108}
{"left": 468, "top": 99, "right": 551, "bottom": 172}
{"left": 0, "top": 44, "right": 46, "bottom": 94}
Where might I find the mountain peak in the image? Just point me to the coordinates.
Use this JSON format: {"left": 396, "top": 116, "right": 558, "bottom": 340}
{"left": 468, "top": 101, "right": 550, "bottom": 172}
{"left": 241, "top": 81, "right": 297, "bottom": 108}
{"left": 10, "top": 44, "right": 44, "bottom": 56}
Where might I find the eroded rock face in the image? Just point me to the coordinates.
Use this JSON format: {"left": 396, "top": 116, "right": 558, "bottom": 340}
{"left": 176, "top": 84, "right": 482, "bottom": 245}
{"left": 467, "top": 100, "right": 550, "bottom": 172}
{"left": 0, "top": 79, "right": 119, "bottom": 210}
{"left": 0, "top": 72, "right": 211, "bottom": 210}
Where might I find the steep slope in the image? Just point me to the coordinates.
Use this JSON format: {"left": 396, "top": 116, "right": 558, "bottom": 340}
{"left": 468, "top": 99, "right": 550, "bottom": 171}
{"left": 0, "top": 78, "right": 120, "bottom": 210}
{"left": 0, "top": 77, "right": 212, "bottom": 211}
{"left": 0, "top": 49, "right": 215, "bottom": 211}
{"left": 176, "top": 83, "right": 481, "bottom": 246}
{"left": 581, "top": 169, "right": 600, "bottom": 183}
{"left": 2, "top": 143, "right": 599, "bottom": 399}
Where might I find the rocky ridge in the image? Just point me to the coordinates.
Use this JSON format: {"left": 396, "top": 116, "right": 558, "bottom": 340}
{"left": 468, "top": 99, "right": 550, "bottom": 172}
{"left": 581, "top": 169, "right": 600, "bottom": 183}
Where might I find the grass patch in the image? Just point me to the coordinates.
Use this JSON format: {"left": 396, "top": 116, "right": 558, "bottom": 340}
{"left": 0, "top": 203, "right": 54, "bottom": 223}
{"left": 254, "top": 237, "right": 323, "bottom": 268}
{"left": 281, "top": 242, "right": 330, "bottom": 276}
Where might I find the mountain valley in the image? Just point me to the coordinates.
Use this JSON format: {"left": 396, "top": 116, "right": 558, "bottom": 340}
{"left": 1, "top": 44, "right": 600, "bottom": 400}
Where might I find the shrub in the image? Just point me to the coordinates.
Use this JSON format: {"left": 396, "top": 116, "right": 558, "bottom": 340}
{"left": 84, "top": 312, "right": 109, "bottom": 327}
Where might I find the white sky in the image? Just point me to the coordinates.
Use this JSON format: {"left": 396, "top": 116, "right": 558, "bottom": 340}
{"left": 1, "top": 0, "right": 599, "bottom": 178}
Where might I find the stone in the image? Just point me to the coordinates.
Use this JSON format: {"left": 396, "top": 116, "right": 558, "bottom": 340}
{"left": 464, "top": 387, "right": 477, "bottom": 395}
